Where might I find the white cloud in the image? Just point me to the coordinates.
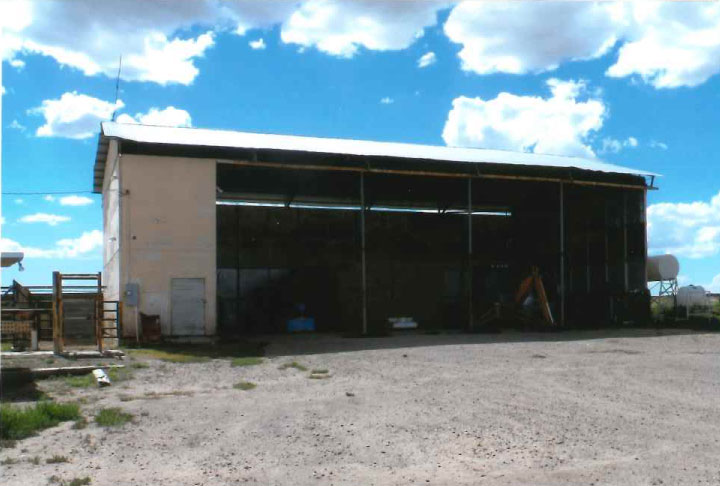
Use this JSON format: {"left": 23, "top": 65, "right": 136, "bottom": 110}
{"left": 44, "top": 195, "right": 55, "bottom": 202}
{"left": 280, "top": 1, "right": 443, "bottom": 57}
{"left": 600, "top": 136, "right": 638, "bottom": 154}
{"left": 417, "top": 51, "right": 436, "bottom": 68}
{"left": 444, "top": 2, "right": 623, "bottom": 76}
{"left": 444, "top": 2, "right": 720, "bottom": 88}
{"left": 649, "top": 140, "right": 669, "bottom": 151}
{"left": 3, "top": 1, "right": 446, "bottom": 84}
{"left": 31, "top": 92, "right": 191, "bottom": 138}
{"left": 707, "top": 274, "right": 720, "bottom": 293}
{"left": 648, "top": 191, "right": 720, "bottom": 259}
{"left": 380, "top": 97, "right": 394, "bottom": 105}
{"left": 30, "top": 91, "right": 122, "bottom": 139}
{"left": 2, "top": 0, "right": 220, "bottom": 85}
{"left": 9, "top": 58, "right": 25, "bottom": 69}
{"left": 608, "top": 3, "right": 720, "bottom": 88}
{"left": 19, "top": 213, "right": 71, "bottom": 226}
{"left": 116, "top": 106, "right": 192, "bottom": 128}
{"left": 249, "top": 38, "right": 266, "bottom": 50}
{"left": 442, "top": 79, "right": 605, "bottom": 158}
{"left": 9, "top": 119, "right": 26, "bottom": 131}
{"left": 0, "top": 230, "right": 102, "bottom": 259}
{"left": 59, "top": 195, "right": 93, "bottom": 206}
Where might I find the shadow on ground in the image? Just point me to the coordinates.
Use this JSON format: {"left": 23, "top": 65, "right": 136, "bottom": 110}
{"left": 256, "top": 327, "right": 718, "bottom": 357}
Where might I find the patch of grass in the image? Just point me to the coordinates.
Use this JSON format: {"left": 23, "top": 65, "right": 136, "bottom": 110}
{"left": 130, "top": 362, "right": 149, "bottom": 369}
{"left": 124, "top": 341, "right": 266, "bottom": 364}
{"left": 230, "top": 357, "right": 263, "bottom": 367}
{"left": 144, "top": 390, "right": 193, "bottom": 399}
{"left": 68, "top": 478, "right": 92, "bottom": 486}
{"left": 0, "top": 401, "right": 81, "bottom": 441}
{"left": 1, "top": 341, "right": 12, "bottom": 352}
{"left": 63, "top": 374, "right": 95, "bottom": 388}
{"left": 1, "top": 457, "right": 19, "bottom": 465}
{"left": 310, "top": 369, "right": 329, "bottom": 374}
{"left": 126, "top": 349, "right": 211, "bottom": 364}
{"left": 47, "top": 455, "right": 70, "bottom": 464}
{"left": 72, "top": 417, "right": 88, "bottom": 430}
{"left": 49, "top": 476, "right": 91, "bottom": 486}
{"left": 94, "top": 407, "right": 133, "bottom": 427}
{"left": 29, "top": 455, "right": 41, "bottom": 465}
{"left": 63, "top": 368, "right": 133, "bottom": 388}
{"left": 233, "top": 381, "right": 257, "bottom": 391}
{"left": 278, "top": 361, "right": 308, "bottom": 371}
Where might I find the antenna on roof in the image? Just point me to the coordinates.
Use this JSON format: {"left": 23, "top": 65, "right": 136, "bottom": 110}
{"left": 111, "top": 55, "right": 122, "bottom": 122}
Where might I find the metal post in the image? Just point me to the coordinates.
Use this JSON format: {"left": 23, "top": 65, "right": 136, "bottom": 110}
{"left": 586, "top": 222, "right": 591, "bottom": 293}
{"left": 604, "top": 198, "right": 612, "bottom": 321}
{"left": 360, "top": 172, "right": 368, "bottom": 336}
{"left": 96, "top": 272, "right": 103, "bottom": 353}
{"left": 642, "top": 188, "right": 648, "bottom": 290}
{"left": 52, "top": 271, "right": 64, "bottom": 353}
{"left": 467, "top": 178, "right": 473, "bottom": 331}
{"left": 623, "top": 191, "right": 629, "bottom": 291}
{"left": 559, "top": 183, "right": 565, "bottom": 326}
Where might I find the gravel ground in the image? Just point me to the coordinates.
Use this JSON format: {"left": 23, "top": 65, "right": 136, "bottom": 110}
{"left": 2, "top": 329, "right": 720, "bottom": 485}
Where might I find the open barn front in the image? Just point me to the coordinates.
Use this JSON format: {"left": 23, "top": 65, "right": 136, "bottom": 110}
{"left": 94, "top": 123, "right": 653, "bottom": 340}
{"left": 214, "top": 161, "right": 642, "bottom": 337}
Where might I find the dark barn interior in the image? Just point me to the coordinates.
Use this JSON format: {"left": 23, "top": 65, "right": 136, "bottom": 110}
{"left": 214, "top": 150, "right": 650, "bottom": 337}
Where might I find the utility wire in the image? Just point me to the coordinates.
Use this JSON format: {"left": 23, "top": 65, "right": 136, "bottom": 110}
{"left": 3, "top": 191, "right": 95, "bottom": 195}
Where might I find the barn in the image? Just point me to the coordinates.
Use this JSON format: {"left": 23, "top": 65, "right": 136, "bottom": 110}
{"left": 94, "top": 122, "right": 655, "bottom": 339}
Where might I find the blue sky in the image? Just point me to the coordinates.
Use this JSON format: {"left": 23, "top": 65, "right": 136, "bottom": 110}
{"left": 2, "top": 1, "right": 720, "bottom": 290}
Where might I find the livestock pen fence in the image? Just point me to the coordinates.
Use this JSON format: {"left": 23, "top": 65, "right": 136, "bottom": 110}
{"left": 1, "top": 272, "right": 122, "bottom": 353}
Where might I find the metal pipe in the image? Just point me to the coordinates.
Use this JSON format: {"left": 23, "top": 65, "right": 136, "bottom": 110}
{"left": 586, "top": 223, "right": 591, "bottom": 293}
{"left": 360, "top": 172, "right": 368, "bottom": 336}
{"left": 623, "top": 191, "right": 629, "bottom": 292}
{"left": 467, "top": 178, "right": 473, "bottom": 331}
{"left": 217, "top": 159, "right": 649, "bottom": 190}
{"left": 642, "top": 189, "right": 648, "bottom": 290}
{"left": 559, "top": 183, "right": 565, "bottom": 326}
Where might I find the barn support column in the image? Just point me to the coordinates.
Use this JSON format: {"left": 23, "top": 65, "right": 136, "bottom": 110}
{"left": 559, "top": 183, "right": 565, "bottom": 326}
{"left": 467, "top": 178, "right": 473, "bottom": 331}
{"left": 642, "top": 188, "right": 648, "bottom": 290}
{"left": 623, "top": 191, "right": 629, "bottom": 291}
{"left": 360, "top": 172, "right": 368, "bottom": 336}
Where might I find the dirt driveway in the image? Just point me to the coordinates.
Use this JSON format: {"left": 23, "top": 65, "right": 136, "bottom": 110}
{"left": 3, "top": 329, "right": 720, "bottom": 485}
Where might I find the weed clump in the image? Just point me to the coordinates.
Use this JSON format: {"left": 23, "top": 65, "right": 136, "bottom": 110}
{"left": 0, "top": 401, "right": 81, "bottom": 441}
{"left": 278, "top": 361, "right": 307, "bottom": 371}
{"left": 94, "top": 408, "right": 133, "bottom": 427}
{"left": 47, "top": 455, "right": 70, "bottom": 464}
{"left": 230, "top": 357, "right": 263, "bottom": 367}
{"left": 233, "top": 381, "right": 257, "bottom": 391}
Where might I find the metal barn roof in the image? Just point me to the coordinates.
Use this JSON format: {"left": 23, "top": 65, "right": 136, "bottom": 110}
{"left": 94, "top": 122, "right": 656, "bottom": 193}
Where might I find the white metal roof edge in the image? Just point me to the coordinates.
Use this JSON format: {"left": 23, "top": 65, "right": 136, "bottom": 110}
{"left": 101, "top": 122, "right": 658, "bottom": 178}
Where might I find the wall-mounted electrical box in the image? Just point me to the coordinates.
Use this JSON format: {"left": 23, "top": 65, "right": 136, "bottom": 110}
{"left": 125, "top": 282, "right": 139, "bottom": 306}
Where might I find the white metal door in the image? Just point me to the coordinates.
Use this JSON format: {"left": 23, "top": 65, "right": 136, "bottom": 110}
{"left": 171, "top": 278, "right": 205, "bottom": 336}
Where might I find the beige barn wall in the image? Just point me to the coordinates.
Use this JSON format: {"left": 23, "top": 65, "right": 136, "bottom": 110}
{"left": 119, "top": 154, "right": 217, "bottom": 337}
{"left": 102, "top": 139, "right": 121, "bottom": 306}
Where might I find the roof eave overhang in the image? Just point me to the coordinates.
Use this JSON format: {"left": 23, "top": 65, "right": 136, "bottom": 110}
{"left": 92, "top": 131, "right": 110, "bottom": 194}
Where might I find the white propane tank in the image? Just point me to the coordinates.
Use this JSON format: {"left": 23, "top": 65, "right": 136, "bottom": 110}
{"left": 647, "top": 254, "right": 680, "bottom": 282}
{"left": 676, "top": 285, "right": 707, "bottom": 308}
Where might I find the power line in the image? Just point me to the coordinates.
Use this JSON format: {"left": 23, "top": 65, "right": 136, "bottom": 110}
{"left": 3, "top": 191, "right": 95, "bottom": 196}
